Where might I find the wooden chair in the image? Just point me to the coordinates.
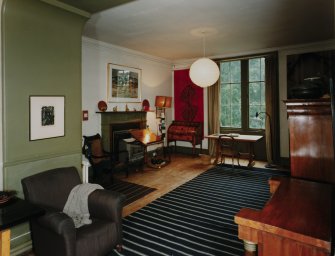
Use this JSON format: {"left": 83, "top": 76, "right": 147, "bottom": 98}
{"left": 218, "top": 135, "right": 240, "bottom": 168}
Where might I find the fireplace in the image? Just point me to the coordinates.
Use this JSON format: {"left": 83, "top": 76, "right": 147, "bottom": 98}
{"left": 98, "top": 111, "right": 147, "bottom": 160}
{"left": 111, "top": 123, "right": 141, "bottom": 161}
{"left": 113, "top": 130, "right": 132, "bottom": 157}
{"left": 109, "top": 122, "right": 143, "bottom": 152}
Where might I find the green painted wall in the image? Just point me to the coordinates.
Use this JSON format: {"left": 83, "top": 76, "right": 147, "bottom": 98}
{"left": 2, "top": 0, "right": 87, "bottom": 251}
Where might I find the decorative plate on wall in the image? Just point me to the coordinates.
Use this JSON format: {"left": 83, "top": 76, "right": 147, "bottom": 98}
{"left": 98, "top": 100, "right": 107, "bottom": 112}
{"left": 142, "top": 99, "right": 150, "bottom": 111}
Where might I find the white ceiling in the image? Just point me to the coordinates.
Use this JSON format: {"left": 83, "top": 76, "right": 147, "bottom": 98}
{"left": 83, "top": 0, "right": 334, "bottom": 60}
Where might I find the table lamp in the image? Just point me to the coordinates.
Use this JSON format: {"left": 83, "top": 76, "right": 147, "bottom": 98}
{"left": 155, "top": 96, "right": 172, "bottom": 136}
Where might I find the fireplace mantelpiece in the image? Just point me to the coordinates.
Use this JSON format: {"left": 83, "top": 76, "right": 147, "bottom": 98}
{"left": 97, "top": 111, "right": 147, "bottom": 152}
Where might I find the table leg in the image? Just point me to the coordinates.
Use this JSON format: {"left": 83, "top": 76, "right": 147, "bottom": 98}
{"left": 0, "top": 229, "right": 10, "bottom": 256}
{"left": 82, "top": 160, "right": 90, "bottom": 183}
{"left": 214, "top": 140, "right": 220, "bottom": 164}
{"left": 247, "top": 142, "right": 255, "bottom": 168}
{"left": 143, "top": 146, "right": 148, "bottom": 164}
{"left": 243, "top": 240, "right": 257, "bottom": 255}
{"left": 245, "top": 252, "right": 257, "bottom": 256}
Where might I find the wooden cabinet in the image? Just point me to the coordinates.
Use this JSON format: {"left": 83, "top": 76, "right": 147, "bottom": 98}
{"left": 285, "top": 99, "right": 335, "bottom": 183}
{"left": 235, "top": 177, "right": 333, "bottom": 256}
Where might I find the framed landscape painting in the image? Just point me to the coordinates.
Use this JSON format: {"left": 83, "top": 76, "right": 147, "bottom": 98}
{"left": 29, "top": 96, "right": 65, "bottom": 141}
{"left": 107, "top": 63, "right": 141, "bottom": 102}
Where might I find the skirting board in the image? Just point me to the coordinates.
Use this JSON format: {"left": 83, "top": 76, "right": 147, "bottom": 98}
{"left": 167, "top": 145, "right": 206, "bottom": 155}
{"left": 11, "top": 240, "right": 32, "bottom": 256}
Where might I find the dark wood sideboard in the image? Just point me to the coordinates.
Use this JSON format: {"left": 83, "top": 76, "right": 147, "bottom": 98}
{"left": 284, "top": 98, "right": 335, "bottom": 183}
{"left": 234, "top": 98, "right": 335, "bottom": 256}
{"left": 235, "top": 177, "right": 332, "bottom": 256}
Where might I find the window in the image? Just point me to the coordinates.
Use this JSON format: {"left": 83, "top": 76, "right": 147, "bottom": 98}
{"left": 220, "top": 61, "right": 241, "bottom": 128}
{"left": 220, "top": 56, "right": 265, "bottom": 130}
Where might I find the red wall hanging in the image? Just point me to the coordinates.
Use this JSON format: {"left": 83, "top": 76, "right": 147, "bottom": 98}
{"left": 174, "top": 69, "right": 204, "bottom": 123}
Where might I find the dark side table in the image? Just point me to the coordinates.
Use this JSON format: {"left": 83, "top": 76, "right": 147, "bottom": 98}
{"left": 0, "top": 197, "right": 44, "bottom": 256}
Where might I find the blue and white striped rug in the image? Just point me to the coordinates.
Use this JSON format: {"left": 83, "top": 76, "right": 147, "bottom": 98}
{"left": 109, "top": 165, "right": 289, "bottom": 256}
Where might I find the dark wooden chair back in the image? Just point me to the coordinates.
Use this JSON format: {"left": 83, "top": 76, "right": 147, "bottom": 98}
{"left": 218, "top": 135, "right": 239, "bottom": 168}
{"left": 82, "top": 133, "right": 110, "bottom": 165}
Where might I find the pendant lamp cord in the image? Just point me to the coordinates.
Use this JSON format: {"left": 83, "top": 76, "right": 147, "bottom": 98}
{"left": 202, "top": 33, "right": 206, "bottom": 57}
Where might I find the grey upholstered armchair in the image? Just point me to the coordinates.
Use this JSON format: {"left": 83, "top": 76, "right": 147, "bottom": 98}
{"left": 21, "top": 166, "right": 125, "bottom": 256}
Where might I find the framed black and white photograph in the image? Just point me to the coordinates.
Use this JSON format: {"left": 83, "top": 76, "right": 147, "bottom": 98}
{"left": 29, "top": 96, "right": 65, "bottom": 141}
{"left": 107, "top": 63, "right": 141, "bottom": 103}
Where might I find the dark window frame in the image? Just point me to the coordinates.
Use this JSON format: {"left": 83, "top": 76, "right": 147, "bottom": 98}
{"left": 218, "top": 53, "right": 274, "bottom": 135}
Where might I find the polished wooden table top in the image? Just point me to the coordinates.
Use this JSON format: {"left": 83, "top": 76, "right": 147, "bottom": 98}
{"left": 0, "top": 197, "right": 44, "bottom": 230}
{"left": 235, "top": 177, "right": 332, "bottom": 251}
{"left": 206, "top": 133, "right": 263, "bottom": 142}
{"left": 129, "top": 129, "right": 163, "bottom": 146}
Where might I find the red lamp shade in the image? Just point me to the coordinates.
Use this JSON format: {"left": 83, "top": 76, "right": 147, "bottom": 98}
{"left": 155, "top": 96, "right": 165, "bottom": 108}
{"left": 164, "top": 97, "right": 172, "bottom": 108}
{"left": 155, "top": 96, "right": 172, "bottom": 108}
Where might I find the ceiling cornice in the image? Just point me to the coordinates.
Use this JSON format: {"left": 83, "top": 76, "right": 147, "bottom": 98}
{"left": 40, "top": 0, "right": 91, "bottom": 17}
{"left": 82, "top": 37, "right": 173, "bottom": 66}
{"left": 55, "top": 0, "right": 135, "bottom": 13}
{"left": 173, "top": 39, "right": 335, "bottom": 70}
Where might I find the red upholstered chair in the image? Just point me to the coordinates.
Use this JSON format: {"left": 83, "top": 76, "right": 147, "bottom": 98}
{"left": 167, "top": 121, "right": 203, "bottom": 155}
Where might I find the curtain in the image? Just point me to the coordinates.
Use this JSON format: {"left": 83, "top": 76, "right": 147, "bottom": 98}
{"left": 207, "top": 79, "right": 220, "bottom": 156}
{"left": 265, "top": 54, "right": 278, "bottom": 164}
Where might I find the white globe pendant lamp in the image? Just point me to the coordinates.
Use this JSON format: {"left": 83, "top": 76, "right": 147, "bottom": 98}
{"left": 190, "top": 58, "right": 220, "bottom": 87}
{"left": 189, "top": 28, "right": 220, "bottom": 88}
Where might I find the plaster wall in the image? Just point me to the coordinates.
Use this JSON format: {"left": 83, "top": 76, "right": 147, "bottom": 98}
{"left": 174, "top": 40, "right": 335, "bottom": 159}
{"left": 82, "top": 37, "right": 173, "bottom": 139}
{"left": 1, "top": 0, "right": 87, "bottom": 252}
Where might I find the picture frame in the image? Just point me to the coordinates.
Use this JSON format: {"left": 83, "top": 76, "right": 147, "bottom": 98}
{"left": 29, "top": 96, "right": 65, "bottom": 141}
{"left": 107, "top": 63, "right": 141, "bottom": 102}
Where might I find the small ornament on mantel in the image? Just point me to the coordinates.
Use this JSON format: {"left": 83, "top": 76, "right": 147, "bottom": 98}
{"left": 133, "top": 108, "right": 137, "bottom": 111}
{"left": 125, "top": 104, "right": 129, "bottom": 112}
{"left": 113, "top": 106, "right": 118, "bottom": 112}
